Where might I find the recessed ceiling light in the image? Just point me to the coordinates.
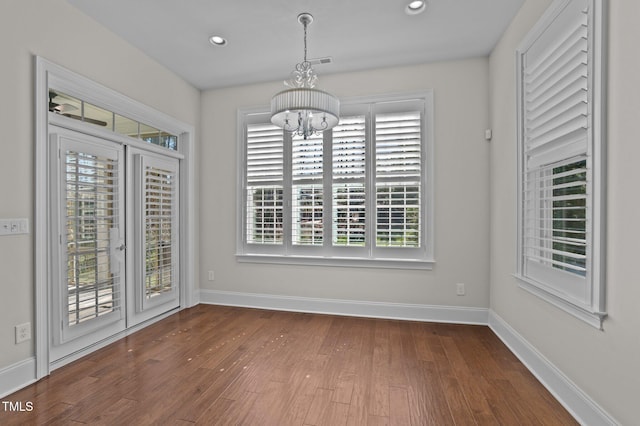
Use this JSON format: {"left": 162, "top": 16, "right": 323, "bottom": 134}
{"left": 405, "top": 0, "right": 427, "bottom": 15}
{"left": 209, "top": 35, "right": 227, "bottom": 46}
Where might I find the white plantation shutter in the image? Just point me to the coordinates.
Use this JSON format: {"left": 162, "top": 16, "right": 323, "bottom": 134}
{"left": 332, "top": 115, "right": 366, "bottom": 246}
{"left": 247, "top": 123, "right": 284, "bottom": 184}
{"left": 238, "top": 93, "right": 433, "bottom": 267}
{"left": 523, "top": 0, "right": 588, "bottom": 169}
{"left": 128, "top": 150, "right": 180, "bottom": 327}
{"left": 246, "top": 121, "right": 284, "bottom": 244}
{"left": 51, "top": 132, "right": 127, "bottom": 349}
{"left": 375, "top": 112, "right": 421, "bottom": 180}
{"left": 521, "top": 0, "right": 589, "bottom": 289}
{"left": 65, "top": 150, "right": 121, "bottom": 326}
{"left": 292, "top": 133, "right": 323, "bottom": 245}
{"left": 374, "top": 104, "right": 422, "bottom": 248}
{"left": 333, "top": 116, "right": 366, "bottom": 180}
{"left": 141, "top": 158, "right": 178, "bottom": 306}
{"left": 523, "top": 157, "right": 587, "bottom": 275}
{"left": 292, "top": 134, "right": 323, "bottom": 181}
{"left": 517, "top": 0, "right": 606, "bottom": 326}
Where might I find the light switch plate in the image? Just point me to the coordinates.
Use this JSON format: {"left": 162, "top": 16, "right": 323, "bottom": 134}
{"left": 0, "top": 218, "right": 29, "bottom": 236}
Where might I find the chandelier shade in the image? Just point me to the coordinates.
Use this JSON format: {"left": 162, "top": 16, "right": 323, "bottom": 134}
{"left": 270, "top": 87, "right": 340, "bottom": 136}
{"left": 270, "top": 12, "right": 339, "bottom": 139}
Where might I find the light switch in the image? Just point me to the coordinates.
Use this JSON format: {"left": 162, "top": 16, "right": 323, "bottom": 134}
{"left": 0, "top": 218, "right": 29, "bottom": 236}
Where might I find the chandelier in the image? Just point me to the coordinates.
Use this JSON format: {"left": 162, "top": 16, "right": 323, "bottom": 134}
{"left": 270, "top": 13, "right": 340, "bottom": 139}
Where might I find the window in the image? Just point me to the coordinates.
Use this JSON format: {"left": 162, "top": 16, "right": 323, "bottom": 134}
{"left": 245, "top": 121, "right": 285, "bottom": 245}
{"left": 332, "top": 115, "right": 366, "bottom": 247}
{"left": 49, "top": 89, "right": 179, "bottom": 150}
{"left": 375, "top": 110, "right": 422, "bottom": 248}
{"left": 238, "top": 93, "right": 434, "bottom": 269}
{"left": 516, "top": 0, "right": 606, "bottom": 328}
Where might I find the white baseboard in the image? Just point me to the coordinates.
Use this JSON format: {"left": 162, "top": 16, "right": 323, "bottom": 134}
{"left": 0, "top": 357, "right": 37, "bottom": 399}
{"left": 199, "top": 289, "right": 489, "bottom": 325}
{"left": 0, "top": 307, "right": 182, "bottom": 399}
{"left": 488, "top": 310, "right": 618, "bottom": 426}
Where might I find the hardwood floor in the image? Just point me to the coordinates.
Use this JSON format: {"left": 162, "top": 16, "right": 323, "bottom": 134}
{"left": 1, "top": 305, "right": 577, "bottom": 425}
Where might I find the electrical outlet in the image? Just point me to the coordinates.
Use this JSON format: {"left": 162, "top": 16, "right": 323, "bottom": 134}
{"left": 456, "top": 283, "right": 466, "bottom": 296}
{"left": 15, "top": 322, "right": 31, "bottom": 343}
{"left": 208, "top": 270, "right": 215, "bottom": 281}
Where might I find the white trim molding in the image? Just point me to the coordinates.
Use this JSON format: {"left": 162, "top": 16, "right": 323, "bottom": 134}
{"left": 0, "top": 358, "right": 37, "bottom": 399}
{"left": 35, "top": 56, "right": 197, "bottom": 379}
{"left": 489, "top": 310, "right": 618, "bottom": 426}
{"left": 199, "top": 289, "right": 488, "bottom": 325}
{"left": 236, "top": 91, "right": 435, "bottom": 268}
{"left": 236, "top": 253, "right": 434, "bottom": 270}
{"left": 515, "top": 0, "right": 608, "bottom": 329}
{"left": 515, "top": 274, "right": 606, "bottom": 329}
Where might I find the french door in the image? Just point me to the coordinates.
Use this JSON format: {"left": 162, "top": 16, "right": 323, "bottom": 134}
{"left": 126, "top": 148, "right": 180, "bottom": 326}
{"left": 50, "top": 129, "right": 126, "bottom": 361}
{"left": 49, "top": 127, "right": 180, "bottom": 363}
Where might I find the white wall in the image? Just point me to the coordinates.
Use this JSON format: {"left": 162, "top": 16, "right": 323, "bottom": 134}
{"left": 200, "top": 58, "right": 491, "bottom": 310}
{"left": 0, "top": 0, "right": 200, "bottom": 368}
{"left": 489, "top": 0, "right": 640, "bottom": 423}
{"left": 7, "top": 0, "right": 633, "bottom": 421}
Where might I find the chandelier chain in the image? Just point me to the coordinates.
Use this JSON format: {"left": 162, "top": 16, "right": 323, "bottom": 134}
{"left": 303, "top": 20, "right": 308, "bottom": 64}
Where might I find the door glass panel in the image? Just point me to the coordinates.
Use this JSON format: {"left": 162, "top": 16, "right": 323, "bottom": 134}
{"left": 49, "top": 89, "right": 178, "bottom": 151}
{"left": 160, "top": 132, "right": 178, "bottom": 150}
{"left": 140, "top": 123, "right": 160, "bottom": 145}
{"left": 114, "top": 113, "right": 139, "bottom": 137}
{"left": 128, "top": 152, "right": 179, "bottom": 326}
{"left": 49, "top": 90, "right": 82, "bottom": 116}
{"left": 144, "top": 164, "right": 176, "bottom": 300}
{"left": 84, "top": 102, "right": 114, "bottom": 130}
{"left": 65, "top": 150, "right": 120, "bottom": 326}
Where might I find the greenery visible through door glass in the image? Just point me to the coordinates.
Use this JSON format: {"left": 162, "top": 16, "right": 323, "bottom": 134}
{"left": 551, "top": 159, "right": 587, "bottom": 276}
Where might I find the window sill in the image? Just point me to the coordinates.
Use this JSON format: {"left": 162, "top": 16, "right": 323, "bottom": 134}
{"left": 236, "top": 253, "right": 434, "bottom": 270}
{"left": 514, "top": 274, "right": 607, "bottom": 330}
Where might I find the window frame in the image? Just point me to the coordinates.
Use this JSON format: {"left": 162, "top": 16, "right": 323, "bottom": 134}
{"left": 236, "top": 92, "right": 434, "bottom": 270}
{"left": 515, "top": 0, "right": 607, "bottom": 328}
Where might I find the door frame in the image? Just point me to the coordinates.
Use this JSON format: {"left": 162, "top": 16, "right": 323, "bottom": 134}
{"left": 35, "top": 57, "right": 197, "bottom": 377}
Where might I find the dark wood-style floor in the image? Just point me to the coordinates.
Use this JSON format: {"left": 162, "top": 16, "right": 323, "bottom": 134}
{"left": 1, "top": 305, "right": 577, "bottom": 425}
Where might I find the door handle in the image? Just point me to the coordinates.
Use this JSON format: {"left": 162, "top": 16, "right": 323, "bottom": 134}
{"left": 109, "top": 228, "right": 124, "bottom": 274}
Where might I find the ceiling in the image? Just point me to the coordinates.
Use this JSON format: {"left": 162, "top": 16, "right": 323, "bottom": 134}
{"left": 66, "top": 0, "right": 524, "bottom": 90}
